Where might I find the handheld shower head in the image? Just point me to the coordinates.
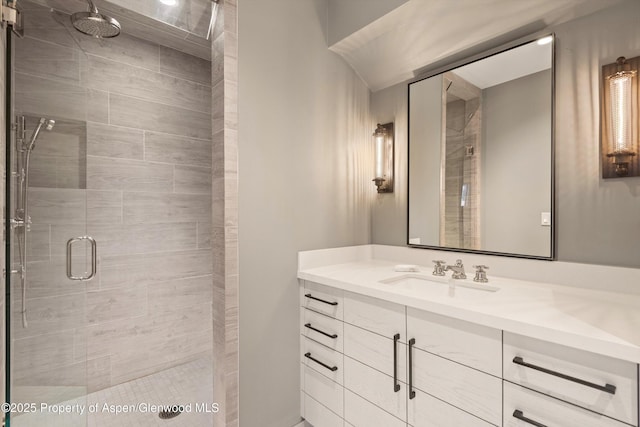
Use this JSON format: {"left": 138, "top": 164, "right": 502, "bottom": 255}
{"left": 71, "top": 0, "right": 121, "bottom": 38}
{"left": 26, "top": 118, "right": 55, "bottom": 152}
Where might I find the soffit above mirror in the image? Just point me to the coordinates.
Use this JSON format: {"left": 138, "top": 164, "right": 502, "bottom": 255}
{"left": 329, "top": 0, "right": 630, "bottom": 92}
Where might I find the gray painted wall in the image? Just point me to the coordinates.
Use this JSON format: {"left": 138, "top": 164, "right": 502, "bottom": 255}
{"left": 238, "top": 0, "right": 372, "bottom": 426}
{"left": 372, "top": 0, "right": 640, "bottom": 269}
{"left": 408, "top": 76, "right": 442, "bottom": 245}
{"left": 371, "top": 81, "right": 409, "bottom": 246}
{"left": 553, "top": 1, "right": 640, "bottom": 267}
{"left": 481, "top": 70, "right": 552, "bottom": 256}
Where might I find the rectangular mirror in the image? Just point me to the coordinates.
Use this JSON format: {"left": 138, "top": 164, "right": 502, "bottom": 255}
{"left": 408, "top": 34, "right": 554, "bottom": 259}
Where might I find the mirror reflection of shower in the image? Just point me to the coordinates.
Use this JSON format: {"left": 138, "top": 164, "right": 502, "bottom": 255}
{"left": 12, "top": 115, "right": 56, "bottom": 328}
{"left": 443, "top": 71, "right": 482, "bottom": 250}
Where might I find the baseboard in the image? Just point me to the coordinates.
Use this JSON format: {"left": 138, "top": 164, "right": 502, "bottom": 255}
{"left": 291, "top": 420, "right": 306, "bottom": 427}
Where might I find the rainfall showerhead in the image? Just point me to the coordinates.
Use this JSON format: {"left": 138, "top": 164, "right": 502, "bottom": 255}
{"left": 71, "top": 0, "right": 121, "bottom": 38}
{"left": 26, "top": 118, "right": 55, "bottom": 152}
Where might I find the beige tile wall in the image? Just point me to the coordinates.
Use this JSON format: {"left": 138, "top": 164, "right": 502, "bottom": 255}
{"left": 10, "top": 1, "right": 214, "bottom": 402}
{"left": 211, "top": 0, "right": 239, "bottom": 426}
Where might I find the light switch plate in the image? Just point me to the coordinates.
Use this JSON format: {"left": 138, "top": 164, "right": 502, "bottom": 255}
{"left": 541, "top": 212, "right": 551, "bottom": 226}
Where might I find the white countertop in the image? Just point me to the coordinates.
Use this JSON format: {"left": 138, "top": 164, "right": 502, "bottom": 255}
{"left": 298, "top": 258, "right": 640, "bottom": 364}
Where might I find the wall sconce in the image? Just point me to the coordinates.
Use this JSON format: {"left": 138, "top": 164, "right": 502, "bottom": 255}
{"left": 373, "top": 123, "right": 394, "bottom": 193}
{"left": 601, "top": 56, "right": 638, "bottom": 178}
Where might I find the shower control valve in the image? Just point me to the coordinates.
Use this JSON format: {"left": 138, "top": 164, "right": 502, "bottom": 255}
{"left": 10, "top": 217, "right": 31, "bottom": 230}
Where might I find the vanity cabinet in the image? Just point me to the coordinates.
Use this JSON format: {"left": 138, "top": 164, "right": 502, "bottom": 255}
{"left": 300, "top": 280, "right": 640, "bottom": 427}
{"left": 301, "top": 281, "right": 501, "bottom": 427}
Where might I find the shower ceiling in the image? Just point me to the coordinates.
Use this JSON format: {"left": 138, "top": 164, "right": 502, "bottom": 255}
{"left": 22, "top": 0, "right": 212, "bottom": 59}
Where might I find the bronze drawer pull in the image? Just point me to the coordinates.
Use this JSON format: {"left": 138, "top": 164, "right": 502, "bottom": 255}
{"left": 305, "top": 293, "right": 338, "bottom": 306}
{"left": 513, "top": 357, "right": 616, "bottom": 394}
{"left": 305, "top": 352, "right": 338, "bottom": 372}
{"left": 304, "top": 323, "right": 337, "bottom": 339}
{"left": 513, "top": 410, "right": 547, "bottom": 427}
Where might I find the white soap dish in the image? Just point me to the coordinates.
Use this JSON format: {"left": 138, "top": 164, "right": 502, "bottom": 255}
{"left": 394, "top": 264, "right": 420, "bottom": 272}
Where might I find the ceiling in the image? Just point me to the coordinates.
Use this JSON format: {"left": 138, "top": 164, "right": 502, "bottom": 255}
{"left": 329, "top": 0, "right": 628, "bottom": 92}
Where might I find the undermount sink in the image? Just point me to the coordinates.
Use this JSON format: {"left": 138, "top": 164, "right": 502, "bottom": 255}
{"left": 379, "top": 274, "right": 499, "bottom": 299}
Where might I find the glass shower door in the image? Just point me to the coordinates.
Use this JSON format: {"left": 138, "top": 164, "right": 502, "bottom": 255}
{"left": 6, "top": 14, "right": 92, "bottom": 426}
{"left": 5, "top": 0, "right": 217, "bottom": 425}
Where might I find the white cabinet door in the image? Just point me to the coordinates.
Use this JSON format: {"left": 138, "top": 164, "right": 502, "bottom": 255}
{"left": 411, "top": 345, "right": 501, "bottom": 426}
{"left": 344, "top": 389, "right": 405, "bottom": 427}
{"left": 343, "top": 323, "right": 407, "bottom": 382}
{"left": 344, "top": 356, "right": 406, "bottom": 421}
{"left": 504, "top": 332, "right": 638, "bottom": 425}
{"left": 343, "top": 291, "right": 405, "bottom": 341}
{"left": 409, "top": 387, "right": 496, "bottom": 427}
{"left": 407, "top": 307, "right": 501, "bottom": 376}
{"left": 504, "top": 381, "right": 630, "bottom": 427}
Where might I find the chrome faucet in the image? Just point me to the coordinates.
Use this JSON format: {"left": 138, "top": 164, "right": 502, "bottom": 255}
{"left": 446, "top": 259, "right": 466, "bottom": 279}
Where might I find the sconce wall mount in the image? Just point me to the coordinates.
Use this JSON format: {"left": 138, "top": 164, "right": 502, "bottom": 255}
{"left": 601, "top": 56, "right": 639, "bottom": 178}
{"left": 373, "top": 122, "right": 394, "bottom": 193}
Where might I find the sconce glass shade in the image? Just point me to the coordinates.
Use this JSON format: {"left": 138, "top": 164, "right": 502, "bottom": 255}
{"left": 602, "top": 56, "right": 639, "bottom": 178}
{"left": 608, "top": 70, "right": 635, "bottom": 154}
{"left": 373, "top": 123, "right": 394, "bottom": 193}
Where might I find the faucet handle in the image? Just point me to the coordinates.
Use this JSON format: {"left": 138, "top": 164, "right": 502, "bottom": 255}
{"left": 432, "top": 260, "right": 446, "bottom": 276}
{"left": 472, "top": 265, "right": 489, "bottom": 283}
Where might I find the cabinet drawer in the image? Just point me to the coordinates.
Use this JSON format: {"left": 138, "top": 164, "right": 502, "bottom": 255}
{"left": 343, "top": 292, "right": 405, "bottom": 340}
{"left": 344, "top": 389, "right": 405, "bottom": 427}
{"left": 411, "top": 346, "right": 502, "bottom": 425}
{"left": 303, "top": 365, "right": 343, "bottom": 417}
{"left": 302, "top": 281, "right": 343, "bottom": 319}
{"left": 504, "top": 381, "right": 630, "bottom": 427}
{"left": 409, "top": 387, "right": 496, "bottom": 427}
{"left": 302, "top": 336, "right": 343, "bottom": 385}
{"left": 407, "top": 307, "right": 501, "bottom": 376}
{"left": 344, "top": 356, "right": 406, "bottom": 421}
{"left": 303, "top": 392, "right": 344, "bottom": 427}
{"left": 503, "top": 332, "right": 638, "bottom": 425}
{"left": 302, "top": 308, "right": 344, "bottom": 352}
{"left": 343, "top": 323, "right": 406, "bottom": 381}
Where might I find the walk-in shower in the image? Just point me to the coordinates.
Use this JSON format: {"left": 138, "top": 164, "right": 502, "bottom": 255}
{"left": 12, "top": 116, "right": 55, "bottom": 328}
{"left": 5, "top": 1, "right": 217, "bottom": 426}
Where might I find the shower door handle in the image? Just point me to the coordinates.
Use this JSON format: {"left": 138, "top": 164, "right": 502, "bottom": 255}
{"left": 66, "top": 236, "right": 97, "bottom": 281}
